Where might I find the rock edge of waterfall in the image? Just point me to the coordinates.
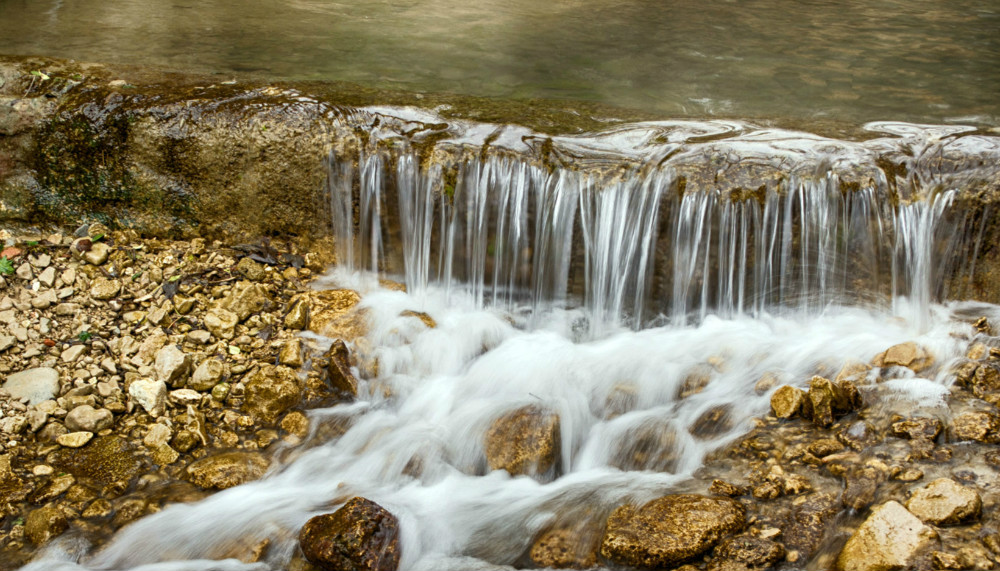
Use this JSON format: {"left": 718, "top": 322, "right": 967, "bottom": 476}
{"left": 0, "top": 228, "right": 999, "bottom": 569}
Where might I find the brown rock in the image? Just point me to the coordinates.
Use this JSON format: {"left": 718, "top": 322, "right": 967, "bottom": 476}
{"left": 285, "top": 297, "right": 310, "bottom": 330}
{"left": 770, "top": 385, "right": 806, "bottom": 419}
{"left": 842, "top": 464, "right": 888, "bottom": 510}
{"left": 399, "top": 310, "right": 436, "bottom": 329}
{"left": 836, "top": 501, "right": 937, "bottom": 571}
{"left": 891, "top": 418, "right": 943, "bottom": 441}
{"left": 221, "top": 281, "right": 271, "bottom": 322}
{"left": 905, "top": 478, "right": 981, "bottom": 526}
{"left": 244, "top": 365, "right": 303, "bottom": 425}
{"left": 25, "top": 505, "right": 68, "bottom": 545}
{"left": 280, "top": 338, "right": 304, "bottom": 368}
{"left": 530, "top": 526, "right": 599, "bottom": 569}
{"left": 299, "top": 496, "right": 400, "bottom": 571}
{"left": 709, "top": 534, "right": 784, "bottom": 571}
{"left": 306, "top": 289, "right": 366, "bottom": 340}
{"left": 609, "top": 418, "right": 679, "bottom": 473}
{"left": 326, "top": 339, "right": 358, "bottom": 397}
{"left": 600, "top": 494, "right": 746, "bottom": 568}
{"left": 951, "top": 411, "right": 1000, "bottom": 443}
{"left": 690, "top": 405, "right": 734, "bottom": 439}
{"left": 49, "top": 435, "right": 144, "bottom": 486}
{"left": 186, "top": 452, "right": 270, "bottom": 490}
{"left": 710, "top": 479, "right": 749, "bottom": 497}
{"left": 782, "top": 493, "right": 838, "bottom": 559}
{"left": 873, "top": 342, "right": 934, "bottom": 373}
{"left": 484, "top": 405, "right": 561, "bottom": 478}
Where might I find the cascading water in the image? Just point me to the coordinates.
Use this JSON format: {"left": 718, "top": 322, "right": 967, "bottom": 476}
{"left": 24, "top": 115, "right": 1000, "bottom": 571}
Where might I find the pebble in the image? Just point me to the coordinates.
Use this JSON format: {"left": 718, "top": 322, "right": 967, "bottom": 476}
{"left": 56, "top": 431, "right": 94, "bottom": 448}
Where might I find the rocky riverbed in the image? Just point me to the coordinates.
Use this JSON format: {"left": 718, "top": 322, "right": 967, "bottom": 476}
{"left": 1, "top": 226, "right": 1000, "bottom": 571}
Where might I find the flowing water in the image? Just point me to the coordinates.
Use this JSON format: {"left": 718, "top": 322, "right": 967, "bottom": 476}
{"left": 1, "top": 0, "right": 998, "bottom": 127}
{"left": 21, "top": 113, "right": 1000, "bottom": 569}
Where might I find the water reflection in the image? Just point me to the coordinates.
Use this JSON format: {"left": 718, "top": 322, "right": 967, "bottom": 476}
{"left": 0, "top": 0, "right": 997, "bottom": 125}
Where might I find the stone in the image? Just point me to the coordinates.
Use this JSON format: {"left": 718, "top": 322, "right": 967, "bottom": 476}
{"left": 237, "top": 257, "right": 266, "bottom": 281}
{"left": 326, "top": 339, "right": 359, "bottom": 397}
{"left": 891, "top": 418, "right": 943, "bottom": 441}
{"left": 484, "top": 405, "right": 561, "bottom": 478}
{"left": 90, "top": 277, "right": 121, "bottom": 300}
{"left": 243, "top": 365, "right": 303, "bottom": 425}
{"left": 172, "top": 294, "right": 196, "bottom": 314}
{"left": 807, "top": 376, "right": 857, "bottom": 428}
{"left": 84, "top": 242, "right": 111, "bottom": 265}
{"left": 31, "top": 289, "right": 58, "bottom": 309}
{"left": 951, "top": 411, "right": 1000, "bottom": 443}
{"left": 709, "top": 534, "right": 784, "bottom": 571}
{"left": 835, "top": 361, "right": 872, "bottom": 384}
{"left": 150, "top": 444, "right": 180, "bottom": 465}
{"left": 37, "top": 266, "right": 56, "bottom": 288}
{"left": 280, "top": 338, "right": 304, "bottom": 367}
{"left": 61, "top": 344, "right": 87, "bottom": 363}
{"left": 530, "top": 527, "right": 599, "bottom": 569}
{"left": 220, "top": 281, "right": 270, "bottom": 322}
{"left": 836, "top": 501, "right": 937, "bottom": 571}
{"left": 905, "top": 478, "right": 981, "bottom": 526}
{"left": 15, "top": 262, "right": 33, "bottom": 280}
{"left": 169, "top": 389, "right": 202, "bottom": 406}
{"left": 783, "top": 493, "right": 839, "bottom": 560}
{"left": 600, "top": 494, "right": 746, "bottom": 569}
{"left": 285, "top": 297, "right": 309, "bottom": 330}
{"left": 2, "top": 367, "right": 60, "bottom": 405}
{"left": 770, "top": 385, "right": 807, "bottom": 419}
{"left": 399, "top": 310, "right": 436, "bottom": 328}
{"left": 57, "top": 431, "right": 94, "bottom": 448}
{"left": 25, "top": 505, "right": 68, "bottom": 545}
{"left": 128, "top": 379, "right": 168, "bottom": 416}
{"left": 186, "top": 452, "right": 270, "bottom": 489}
{"left": 154, "top": 344, "right": 192, "bottom": 387}
{"left": 299, "top": 497, "right": 401, "bottom": 571}
{"left": 842, "top": 465, "right": 887, "bottom": 510}
{"left": 873, "top": 342, "right": 934, "bottom": 373}
{"left": 305, "top": 289, "right": 367, "bottom": 340}
{"left": 609, "top": 418, "right": 679, "bottom": 472}
{"left": 190, "top": 358, "right": 226, "bottom": 391}
{"left": 690, "top": 405, "right": 734, "bottom": 439}
{"left": 281, "top": 411, "right": 311, "bottom": 438}
{"left": 204, "top": 307, "right": 238, "bottom": 340}
{"left": 143, "top": 423, "right": 173, "bottom": 448}
{"left": 64, "top": 405, "right": 114, "bottom": 432}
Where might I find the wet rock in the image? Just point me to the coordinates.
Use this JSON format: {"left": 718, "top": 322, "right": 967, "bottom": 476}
{"left": 399, "top": 309, "right": 436, "bottom": 329}
{"left": 710, "top": 479, "right": 749, "bottom": 497}
{"left": 771, "top": 385, "right": 807, "bottom": 419}
{"left": 243, "top": 365, "right": 302, "bottom": 425}
{"left": 64, "top": 405, "right": 113, "bottom": 433}
{"left": 49, "top": 435, "right": 143, "bottom": 486}
{"left": 190, "top": 358, "right": 226, "bottom": 391}
{"left": 28, "top": 473, "right": 75, "bottom": 504}
{"left": 280, "top": 411, "right": 311, "bottom": 438}
{"left": 873, "top": 342, "right": 934, "bottom": 373}
{"left": 2, "top": 367, "right": 60, "bottom": 405}
{"left": 143, "top": 423, "right": 172, "bottom": 448}
{"left": 326, "top": 339, "right": 359, "bottom": 398}
{"left": 185, "top": 452, "right": 269, "bottom": 489}
{"left": 690, "top": 405, "right": 734, "bottom": 439}
{"left": 905, "top": 478, "right": 981, "bottom": 526}
{"left": 835, "top": 361, "right": 872, "bottom": 384}
{"left": 807, "top": 438, "right": 845, "bottom": 458}
{"left": 530, "top": 526, "right": 599, "bottom": 569}
{"left": 808, "top": 376, "right": 857, "bottom": 428}
{"left": 24, "top": 505, "right": 68, "bottom": 545}
{"left": 836, "top": 501, "right": 937, "bottom": 571}
{"left": 891, "top": 417, "right": 943, "bottom": 441}
{"left": 56, "top": 431, "right": 94, "bottom": 448}
{"left": 600, "top": 494, "right": 745, "bottom": 568}
{"left": 951, "top": 411, "right": 1000, "bottom": 443}
{"left": 154, "top": 344, "right": 192, "bottom": 387}
{"left": 610, "top": 418, "right": 679, "bottom": 472}
{"left": 958, "top": 363, "right": 1000, "bottom": 398}
{"left": 128, "top": 378, "right": 167, "bottom": 416}
{"left": 89, "top": 277, "right": 121, "bottom": 300}
{"left": 306, "top": 289, "right": 366, "bottom": 340}
{"left": 285, "top": 297, "right": 309, "bottom": 330}
{"left": 782, "top": 493, "right": 839, "bottom": 560}
{"left": 280, "top": 338, "right": 304, "bottom": 368}
{"left": 708, "top": 534, "right": 784, "bottom": 571}
{"left": 837, "top": 421, "right": 880, "bottom": 451}
{"left": 484, "top": 405, "right": 561, "bottom": 478}
{"left": 842, "top": 463, "right": 888, "bottom": 510}
{"left": 299, "top": 496, "right": 401, "bottom": 571}
{"left": 204, "top": 307, "right": 238, "bottom": 340}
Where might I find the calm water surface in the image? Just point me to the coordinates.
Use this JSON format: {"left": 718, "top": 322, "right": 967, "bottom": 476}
{"left": 1, "top": 0, "right": 998, "bottom": 125}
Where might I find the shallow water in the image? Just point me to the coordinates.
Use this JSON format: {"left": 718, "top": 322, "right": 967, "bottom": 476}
{"left": 23, "top": 269, "right": 981, "bottom": 570}
{"left": 1, "top": 0, "right": 998, "bottom": 126}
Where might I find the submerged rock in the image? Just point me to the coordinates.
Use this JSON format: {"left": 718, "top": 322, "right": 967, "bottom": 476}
{"left": 708, "top": 534, "right": 785, "bottom": 571}
{"left": 484, "top": 405, "right": 561, "bottom": 478}
{"left": 24, "top": 505, "right": 68, "bottom": 545}
{"left": 905, "top": 478, "right": 981, "bottom": 526}
{"left": 185, "top": 452, "right": 269, "bottom": 490}
{"left": 530, "top": 526, "right": 599, "bottom": 569}
{"left": 600, "top": 494, "right": 745, "bottom": 568}
{"left": 837, "top": 501, "right": 937, "bottom": 571}
{"left": 299, "top": 496, "right": 401, "bottom": 571}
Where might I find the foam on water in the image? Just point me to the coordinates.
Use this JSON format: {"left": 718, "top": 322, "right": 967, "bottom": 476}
{"left": 24, "top": 268, "right": 975, "bottom": 571}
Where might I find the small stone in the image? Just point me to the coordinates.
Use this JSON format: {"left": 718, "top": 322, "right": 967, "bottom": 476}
{"left": 38, "top": 266, "right": 56, "bottom": 288}
{"left": 836, "top": 501, "right": 936, "bottom": 571}
{"left": 709, "top": 479, "right": 748, "bottom": 497}
{"left": 154, "top": 344, "right": 192, "bottom": 387}
{"left": 220, "top": 281, "right": 270, "bottom": 322}
{"left": 771, "top": 385, "right": 807, "bottom": 419}
{"left": 61, "top": 344, "right": 88, "bottom": 363}
{"left": 25, "top": 505, "right": 68, "bottom": 545}
{"left": 128, "top": 379, "right": 167, "bottom": 416}
{"left": 150, "top": 444, "right": 180, "bottom": 465}
{"left": 211, "top": 383, "right": 230, "bottom": 401}
{"left": 15, "top": 262, "right": 33, "bottom": 280}
{"left": 905, "top": 478, "right": 981, "bottom": 525}
{"left": 951, "top": 411, "right": 1000, "bottom": 443}
{"left": 90, "top": 277, "right": 121, "bottom": 300}
{"left": 169, "top": 389, "right": 202, "bottom": 406}
{"left": 83, "top": 242, "right": 110, "bottom": 265}
{"left": 285, "top": 298, "right": 309, "bottom": 330}
{"left": 172, "top": 294, "right": 196, "bottom": 314}
{"left": 186, "top": 452, "right": 269, "bottom": 489}
{"left": 243, "top": 366, "right": 302, "bottom": 425}
{"left": 530, "top": 527, "right": 599, "bottom": 570}
{"left": 143, "top": 423, "right": 173, "bottom": 448}
{"left": 279, "top": 338, "right": 304, "bottom": 367}
{"left": 237, "top": 257, "right": 266, "bottom": 281}
{"left": 891, "top": 418, "right": 943, "bottom": 441}
{"left": 204, "top": 307, "right": 238, "bottom": 340}
{"left": 186, "top": 330, "right": 212, "bottom": 345}
{"left": 64, "top": 405, "right": 114, "bottom": 432}
{"left": 280, "top": 411, "right": 310, "bottom": 438}
{"left": 57, "top": 431, "right": 94, "bottom": 448}
{"left": 485, "top": 405, "right": 561, "bottom": 478}
{"left": 190, "top": 358, "right": 226, "bottom": 391}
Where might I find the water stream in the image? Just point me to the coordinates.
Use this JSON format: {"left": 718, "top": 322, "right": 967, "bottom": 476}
{"left": 22, "top": 116, "right": 1000, "bottom": 570}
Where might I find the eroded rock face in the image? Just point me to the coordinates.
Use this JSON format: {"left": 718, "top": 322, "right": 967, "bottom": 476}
{"left": 837, "top": 501, "right": 937, "bottom": 571}
{"left": 484, "top": 405, "right": 561, "bottom": 478}
{"left": 185, "top": 452, "right": 269, "bottom": 490}
{"left": 905, "top": 478, "right": 981, "bottom": 526}
{"left": 299, "top": 496, "right": 401, "bottom": 571}
{"left": 600, "top": 494, "right": 746, "bottom": 569}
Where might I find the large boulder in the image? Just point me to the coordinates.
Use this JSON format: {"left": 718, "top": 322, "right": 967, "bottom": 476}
{"left": 299, "top": 496, "right": 401, "bottom": 571}
{"left": 905, "top": 478, "right": 981, "bottom": 526}
{"left": 185, "top": 452, "right": 269, "bottom": 489}
{"left": 836, "top": 501, "right": 937, "bottom": 571}
{"left": 243, "top": 365, "right": 303, "bottom": 425}
{"left": 484, "top": 405, "right": 561, "bottom": 478}
{"left": 600, "top": 494, "right": 746, "bottom": 568}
